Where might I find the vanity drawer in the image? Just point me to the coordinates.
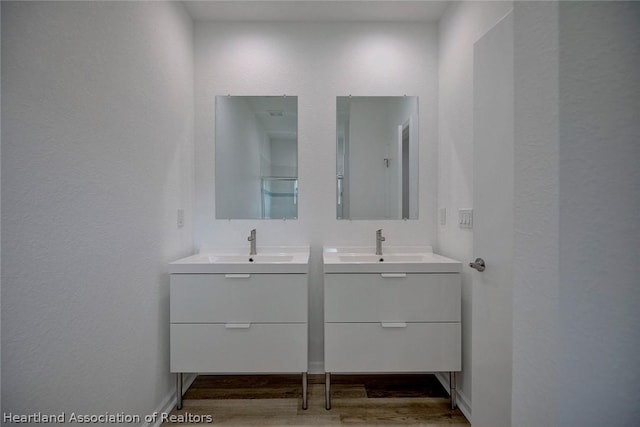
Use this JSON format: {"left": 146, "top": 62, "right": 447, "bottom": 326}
{"left": 170, "top": 273, "right": 307, "bottom": 323}
{"left": 324, "top": 273, "right": 460, "bottom": 322}
{"left": 170, "top": 323, "right": 307, "bottom": 373}
{"left": 324, "top": 322, "right": 461, "bottom": 373}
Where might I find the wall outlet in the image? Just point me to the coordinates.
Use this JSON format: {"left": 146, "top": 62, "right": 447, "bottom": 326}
{"left": 458, "top": 208, "right": 473, "bottom": 229}
{"left": 177, "top": 209, "right": 184, "bottom": 228}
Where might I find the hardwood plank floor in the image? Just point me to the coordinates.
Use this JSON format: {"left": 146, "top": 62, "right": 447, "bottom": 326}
{"left": 164, "top": 374, "right": 470, "bottom": 426}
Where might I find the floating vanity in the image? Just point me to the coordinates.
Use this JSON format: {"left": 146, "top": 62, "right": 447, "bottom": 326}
{"left": 169, "top": 246, "right": 310, "bottom": 410}
{"left": 323, "top": 246, "right": 462, "bottom": 409}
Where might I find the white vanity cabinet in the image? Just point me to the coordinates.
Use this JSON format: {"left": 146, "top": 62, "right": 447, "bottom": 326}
{"left": 170, "top": 271, "right": 308, "bottom": 409}
{"left": 323, "top": 267, "right": 461, "bottom": 409}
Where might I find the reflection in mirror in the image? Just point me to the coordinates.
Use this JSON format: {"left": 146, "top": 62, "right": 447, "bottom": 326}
{"left": 336, "top": 96, "right": 419, "bottom": 220}
{"left": 215, "top": 96, "right": 298, "bottom": 219}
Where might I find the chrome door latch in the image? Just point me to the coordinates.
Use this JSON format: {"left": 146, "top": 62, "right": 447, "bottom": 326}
{"left": 469, "top": 258, "right": 486, "bottom": 272}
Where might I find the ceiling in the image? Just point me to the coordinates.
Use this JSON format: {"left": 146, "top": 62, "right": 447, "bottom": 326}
{"left": 183, "top": 1, "right": 451, "bottom": 22}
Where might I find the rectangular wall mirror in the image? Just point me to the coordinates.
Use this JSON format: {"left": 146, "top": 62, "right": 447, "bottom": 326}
{"left": 215, "top": 96, "right": 298, "bottom": 219}
{"left": 336, "top": 96, "right": 419, "bottom": 220}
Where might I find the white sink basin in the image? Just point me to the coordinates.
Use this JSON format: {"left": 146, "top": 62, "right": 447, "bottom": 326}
{"left": 170, "top": 247, "right": 309, "bottom": 274}
{"left": 324, "top": 246, "right": 462, "bottom": 273}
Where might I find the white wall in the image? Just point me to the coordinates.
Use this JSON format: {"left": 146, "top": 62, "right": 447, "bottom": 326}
{"left": 437, "top": 0, "right": 513, "bottom": 416}
{"left": 512, "top": 3, "right": 559, "bottom": 425}
{"left": 513, "top": 2, "right": 640, "bottom": 426}
{"left": 1, "top": 1, "right": 194, "bottom": 421}
{"left": 557, "top": 2, "right": 640, "bottom": 425}
{"left": 195, "top": 22, "right": 438, "bottom": 369}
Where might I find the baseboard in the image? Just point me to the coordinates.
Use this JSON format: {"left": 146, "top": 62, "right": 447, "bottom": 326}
{"left": 435, "top": 372, "right": 471, "bottom": 423}
{"left": 455, "top": 389, "right": 471, "bottom": 422}
{"left": 142, "top": 373, "right": 197, "bottom": 427}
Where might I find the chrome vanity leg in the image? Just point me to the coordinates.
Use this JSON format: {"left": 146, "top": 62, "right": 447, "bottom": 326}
{"left": 449, "top": 371, "right": 457, "bottom": 409}
{"left": 325, "top": 372, "right": 331, "bottom": 410}
{"left": 176, "top": 373, "right": 183, "bottom": 410}
{"left": 302, "top": 372, "right": 308, "bottom": 410}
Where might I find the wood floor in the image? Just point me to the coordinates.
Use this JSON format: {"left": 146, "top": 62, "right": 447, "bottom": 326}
{"left": 164, "top": 374, "right": 470, "bottom": 426}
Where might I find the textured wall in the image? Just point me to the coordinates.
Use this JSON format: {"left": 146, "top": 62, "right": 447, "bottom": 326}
{"left": 557, "top": 2, "right": 640, "bottom": 425}
{"left": 513, "top": 2, "right": 640, "bottom": 426}
{"left": 437, "top": 1, "right": 513, "bottom": 415}
{"left": 1, "top": 1, "right": 193, "bottom": 420}
{"left": 512, "top": 2, "right": 560, "bottom": 426}
{"left": 194, "top": 22, "right": 438, "bottom": 370}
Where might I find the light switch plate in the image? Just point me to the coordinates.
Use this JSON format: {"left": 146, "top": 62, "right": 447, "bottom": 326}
{"left": 458, "top": 208, "right": 473, "bottom": 229}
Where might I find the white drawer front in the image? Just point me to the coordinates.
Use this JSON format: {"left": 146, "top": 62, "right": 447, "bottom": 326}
{"left": 171, "top": 274, "right": 307, "bottom": 323}
{"left": 170, "top": 323, "right": 307, "bottom": 373}
{"left": 325, "top": 322, "right": 461, "bottom": 373}
{"left": 324, "top": 273, "right": 460, "bottom": 322}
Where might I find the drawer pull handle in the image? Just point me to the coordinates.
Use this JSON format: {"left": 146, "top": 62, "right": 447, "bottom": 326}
{"left": 381, "top": 322, "right": 408, "bottom": 328}
{"left": 225, "top": 274, "right": 251, "bottom": 279}
{"left": 225, "top": 323, "right": 251, "bottom": 329}
{"left": 380, "top": 273, "right": 407, "bottom": 278}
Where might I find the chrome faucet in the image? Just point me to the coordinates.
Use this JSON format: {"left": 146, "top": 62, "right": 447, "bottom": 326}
{"left": 248, "top": 229, "right": 257, "bottom": 255}
{"left": 376, "top": 229, "right": 386, "bottom": 256}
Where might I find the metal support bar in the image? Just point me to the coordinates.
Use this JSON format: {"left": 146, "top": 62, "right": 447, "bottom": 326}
{"left": 176, "top": 373, "right": 183, "bottom": 410}
{"left": 325, "top": 372, "right": 331, "bottom": 410}
{"left": 449, "top": 371, "right": 458, "bottom": 409}
{"left": 302, "top": 372, "right": 308, "bottom": 410}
